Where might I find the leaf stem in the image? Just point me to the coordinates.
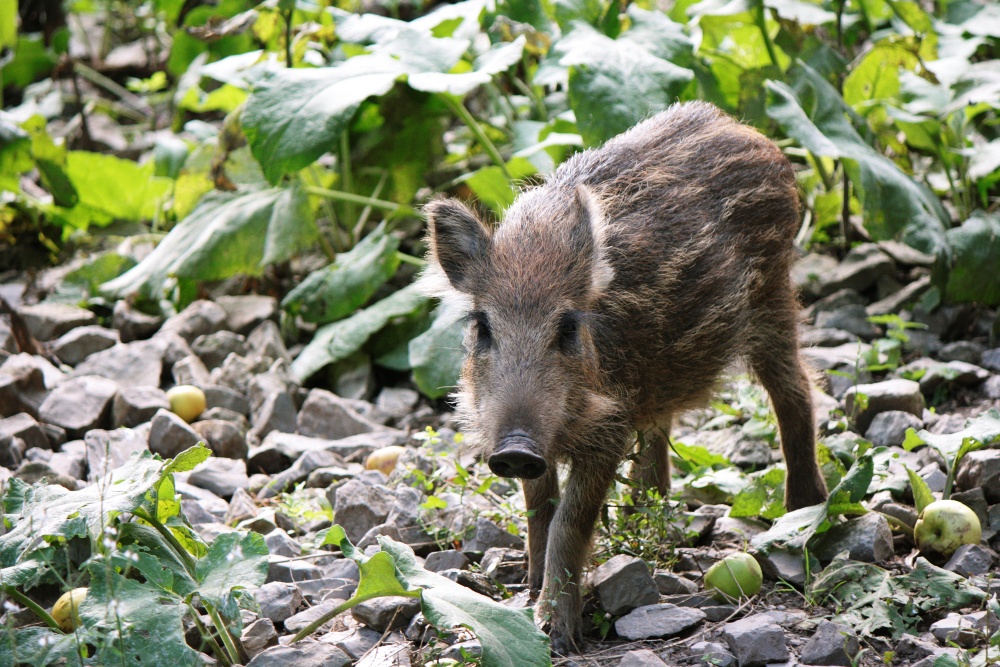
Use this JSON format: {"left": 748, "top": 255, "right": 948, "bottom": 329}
{"left": 396, "top": 251, "right": 427, "bottom": 267}
{"left": 204, "top": 601, "right": 243, "bottom": 665}
{"left": 289, "top": 590, "right": 421, "bottom": 643}
{"left": 2, "top": 586, "right": 63, "bottom": 632}
{"left": 340, "top": 130, "right": 357, "bottom": 229}
{"left": 132, "top": 508, "right": 198, "bottom": 576}
{"left": 440, "top": 94, "right": 513, "bottom": 180}
{"left": 304, "top": 186, "right": 417, "bottom": 216}
{"left": 187, "top": 604, "right": 231, "bottom": 667}
{"left": 284, "top": 7, "right": 294, "bottom": 67}
{"left": 879, "top": 512, "right": 915, "bottom": 537}
{"left": 752, "top": 1, "right": 780, "bottom": 68}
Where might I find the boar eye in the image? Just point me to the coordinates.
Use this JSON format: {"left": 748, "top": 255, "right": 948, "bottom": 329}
{"left": 557, "top": 311, "right": 581, "bottom": 354}
{"left": 471, "top": 311, "right": 492, "bottom": 354}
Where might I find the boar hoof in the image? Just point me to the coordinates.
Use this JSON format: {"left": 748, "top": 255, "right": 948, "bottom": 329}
{"left": 488, "top": 434, "right": 546, "bottom": 479}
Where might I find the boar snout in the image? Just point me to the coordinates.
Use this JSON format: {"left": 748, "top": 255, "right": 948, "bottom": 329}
{"left": 488, "top": 432, "right": 547, "bottom": 479}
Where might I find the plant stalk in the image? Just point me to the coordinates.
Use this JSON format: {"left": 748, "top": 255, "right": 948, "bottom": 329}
{"left": 187, "top": 605, "right": 231, "bottom": 667}
{"left": 440, "top": 95, "right": 513, "bottom": 180}
{"left": 304, "top": 186, "right": 417, "bottom": 216}
{"left": 2, "top": 586, "right": 64, "bottom": 632}
{"left": 290, "top": 590, "right": 421, "bottom": 643}
{"left": 132, "top": 508, "right": 198, "bottom": 576}
{"left": 205, "top": 602, "right": 243, "bottom": 665}
{"left": 752, "top": 1, "right": 780, "bottom": 68}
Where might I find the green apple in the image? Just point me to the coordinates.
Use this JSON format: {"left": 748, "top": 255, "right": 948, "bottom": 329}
{"left": 914, "top": 499, "right": 981, "bottom": 563}
{"left": 166, "top": 385, "right": 206, "bottom": 423}
{"left": 704, "top": 552, "right": 763, "bottom": 601}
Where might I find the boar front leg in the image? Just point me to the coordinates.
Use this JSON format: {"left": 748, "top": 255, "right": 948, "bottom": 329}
{"left": 523, "top": 468, "right": 559, "bottom": 594}
{"left": 539, "top": 459, "right": 618, "bottom": 655}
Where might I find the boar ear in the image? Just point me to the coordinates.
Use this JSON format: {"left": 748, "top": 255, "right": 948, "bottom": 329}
{"left": 425, "top": 199, "right": 491, "bottom": 294}
{"left": 572, "top": 185, "right": 614, "bottom": 295}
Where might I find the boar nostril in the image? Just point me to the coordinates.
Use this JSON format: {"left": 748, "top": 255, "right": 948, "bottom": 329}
{"left": 488, "top": 437, "right": 547, "bottom": 479}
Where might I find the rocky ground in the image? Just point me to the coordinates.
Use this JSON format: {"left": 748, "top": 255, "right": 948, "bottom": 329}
{"left": 1, "top": 238, "right": 999, "bottom": 667}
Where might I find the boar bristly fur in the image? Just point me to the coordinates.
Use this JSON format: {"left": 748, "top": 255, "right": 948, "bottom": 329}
{"left": 423, "top": 101, "right": 829, "bottom": 654}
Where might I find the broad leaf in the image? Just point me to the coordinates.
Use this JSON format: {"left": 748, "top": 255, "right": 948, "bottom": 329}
{"left": 944, "top": 213, "right": 1000, "bottom": 306}
{"left": 903, "top": 465, "right": 935, "bottom": 514}
{"left": 102, "top": 183, "right": 316, "bottom": 302}
{"left": 195, "top": 531, "right": 269, "bottom": 609}
{"left": 902, "top": 408, "right": 1000, "bottom": 468}
{"left": 410, "top": 299, "right": 466, "bottom": 399}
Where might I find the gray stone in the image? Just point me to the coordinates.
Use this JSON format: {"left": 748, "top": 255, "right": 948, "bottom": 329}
{"left": 865, "top": 410, "right": 923, "bottom": 447}
{"left": 791, "top": 253, "right": 838, "bottom": 301}
{"left": 0, "top": 355, "right": 48, "bottom": 418}
{"left": 192, "top": 331, "right": 248, "bottom": 369}
{"left": 47, "top": 441, "right": 86, "bottom": 480}
{"left": 159, "top": 300, "right": 227, "bottom": 343}
{"left": 843, "top": 379, "right": 924, "bottom": 433}
{"left": 264, "top": 529, "right": 302, "bottom": 558}
{"left": 689, "top": 642, "right": 736, "bottom": 667}
{"left": 982, "top": 347, "right": 1000, "bottom": 372}
{"left": 328, "top": 351, "right": 375, "bottom": 400}
{"left": 240, "top": 618, "right": 278, "bottom": 658}
{"left": 807, "top": 288, "right": 868, "bottom": 319}
{"left": 930, "top": 613, "right": 980, "bottom": 648}
{"left": 799, "top": 327, "right": 860, "bottom": 347}
{"left": 943, "top": 543, "right": 996, "bottom": 578}
{"left": 710, "top": 517, "right": 769, "bottom": 543}
{"left": 799, "top": 620, "right": 859, "bottom": 665}
{"left": 245, "top": 641, "right": 350, "bottom": 667}
{"left": 259, "top": 449, "right": 346, "bottom": 498}
{"left": 255, "top": 581, "right": 303, "bottom": 623}
{"left": 282, "top": 597, "right": 347, "bottom": 634}
{"left": 331, "top": 479, "right": 395, "bottom": 543}
{"left": 175, "top": 481, "right": 230, "bottom": 515}
{"left": 250, "top": 430, "right": 403, "bottom": 476}
{"left": 814, "top": 304, "right": 879, "bottom": 340}
{"left": 19, "top": 303, "right": 96, "bottom": 341}
{"left": 950, "top": 488, "right": 989, "bottom": 528}
{"left": 325, "top": 627, "right": 382, "bottom": 660}
{"left": 462, "top": 517, "right": 525, "bottom": 553}
{"left": 480, "top": 548, "right": 527, "bottom": 585}
{"left": 187, "top": 457, "right": 249, "bottom": 499}
{"left": 619, "top": 649, "right": 668, "bottom": 667}
{"left": 14, "top": 460, "right": 78, "bottom": 489}
{"left": 111, "top": 300, "right": 163, "bottom": 342}
{"left": 356, "top": 522, "right": 402, "bottom": 550}
{"left": 424, "top": 549, "right": 470, "bottom": 573}
{"left": 590, "top": 554, "right": 660, "bottom": 616}
{"left": 0, "top": 434, "right": 25, "bottom": 468}
{"left": 939, "top": 340, "right": 985, "bottom": 365}
{"left": 203, "top": 384, "right": 251, "bottom": 416}
{"left": 251, "top": 391, "right": 297, "bottom": 440}
{"left": 819, "top": 244, "right": 895, "bottom": 297}
{"left": 267, "top": 557, "right": 322, "bottom": 584}
{"left": 246, "top": 320, "right": 290, "bottom": 362}
{"left": 71, "top": 340, "right": 163, "bottom": 389}
{"left": 957, "top": 449, "right": 1000, "bottom": 503}
{"left": 981, "top": 375, "right": 1000, "bottom": 400}
{"left": 154, "top": 330, "right": 194, "bottom": 370}
{"left": 224, "top": 486, "right": 259, "bottom": 525}
{"left": 879, "top": 502, "right": 919, "bottom": 529}
{"left": 652, "top": 571, "right": 699, "bottom": 595}
{"left": 721, "top": 615, "right": 788, "bottom": 667}
{"left": 51, "top": 325, "right": 119, "bottom": 365}
{"left": 812, "top": 512, "right": 893, "bottom": 563}
{"left": 866, "top": 275, "right": 933, "bottom": 316}
{"left": 0, "top": 413, "right": 49, "bottom": 451}
{"left": 193, "top": 419, "right": 247, "bottom": 459}
{"left": 614, "top": 603, "right": 705, "bottom": 640}
{"left": 149, "top": 409, "right": 201, "bottom": 459}
{"left": 296, "top": 388, "right": 385, "bottom": 441}
{"left": 39, "top": 375, "right": 117, "bottom": 437}
{"left": 111, "top": 386, "right": 170, "bottom": 427}
{"left": 85, "top": 428, "right": 148, "bottom": 480}
{"left": 216, "top": 295, "right": 278, "bottom": 336}
{"left": 375, "top": 387, "right": 420, "bottom": 421}
{"left": 172, "top": 354, "right": 211, "bottom": 387}
{"left": 352, "top": 596, "right": 421, "bottom": 632}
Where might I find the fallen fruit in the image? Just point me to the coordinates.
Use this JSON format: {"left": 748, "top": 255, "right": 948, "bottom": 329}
{"left": 365, "top": 446, "right": 407, "bottom": 476}
{"left": 166, "top": 385, "right": 207, "bottom": 423}
{"left": 914, "top": 499, "right": 981, "bottom": 563}
{"left": 704, "top": 552, "right": 763, "bottom": 601}
{"left": 51, "top": 588, "right": 87, "bottom": 632}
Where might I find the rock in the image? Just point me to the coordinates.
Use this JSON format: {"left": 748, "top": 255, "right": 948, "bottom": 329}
{"left": 203, "top": 383, "right": 251, "bottom": 416}
{"left": 943, "top": 543, "right": 997, "bottom": 578}
{"left": 721, "top": 615, "right": 788, "bottom": 667}
{"left": 251, "top": 391, "right": 297, "bottom": 440}
{"left": 792, "top": 253, "right": 838, "bottom": 301}
{"left": 689, "top": 642, "right": 736, "bottom": 667}
{"left": 245, "top": 641, "right": 350, "bottom": 667}
{"left": 352, "top": 596, "right": 422, "bottom": 634}
{"left": 614, "top": 604, "right": 705, "bottom": 640}
{"left": 19, "top": 303, "right": 96, "bottom": 341}
{"left": 799, "top": 327, "right": 860, "bottom": 347}
{"left": 710, "top": 517, "right": 768, "bottom": 543}
{"left": 260, "top": 450, "right": 348, "bottom": 498}
{"left": 14, "top": 460, "right": 78, "bottom": 489}
{"left": 619, "top": 649, "right": 668, "bottom": 667}
{"left": 356, "top": 522, "right": 402, "bottom": 549}
{"left": 930, "top": 613, "right": 980, "bottom": 648}
{"left": 331, "top": 479, "right": 395, "bottom": 543}
{"left": 149, "top": 409, "right": 201, "bottom": 459}
{"left": 814, "top": 305, "right": 879, "bottom": 340}
{"left": 950, "top": 488, "right": 989, "bottom": 528}
{"left": 240, "top": 618, "right": 278, "bottom": 658}
{"left": 51, "top": 325, "right": 119, "bottom": 365}
{"left": 461, "top": 517, "right": 525, "bottom": 553}
{"left": 820, "top": 244, "right": 895, "bottom": 297}
{"left": 957, "top": 450, "right": 1000, "bottom": 503}
{"left": 480, "top": 548, "right": 527, "bottom": 584}
{"left": 864, "top": 410, "right": 923, "bottom": 447}
{"left": 325, "top": 627, "right": 382, "bottom": 660}
{"left": 0, "top": 355, "right": 48, "bottom": 418}
{"left": 176, "top": 481, "right": 230, "bottom": 516}
{"left": 252, "top": 431, "right": 404, "bottom": 473}
{"left": 879, "top": 502, "right": 919, "bottom": 529}
{"left": 247, "top": 320, "right": 290, "bottom": 362}
{"left": 267, "top": 557, "right": 322, "bottom": 584}
{"left": 939, "top": 340, "right": 985, "bottom": 365}
{"left": 85, "top": 428, "right": 148, "bottom": 480}
{"left": 255, "top": 581, "right": 303, "bottom": 623}
{"left": 812, "top": 512, "right": 893, "bottom": 563}
{"left": 224, "top": 486, "right": 259, "bottom": 525}
{"left": 866, "top": 275, "right": 932, "bottom": 316}
{"left": 216, "top": 295, "right": 278, "bottom": 336}
{"left": 263, "top": 529, "right": 302, "bottom": 558}
{"left": 172, "top": 354, "right": 211, "bottom": 387}
{"left": 72, "top": 340, "right": 163, "bottom": 389}
{"left": 192, "top": 331, "right": 248, "bottom": 369}
{"left": 0, "top": 413, "right": 49, "bottom": 451}
{"left": 982, "top": 347, "right": 1000, "bottom": 372}
{"left": 159, "top": 300, "right": 227, "bottom": 343}
{"left": 187, "top": 457, "right": 249, "bottom": 499}
{"left": 0, "top": 434, "right": 25, "bottom": 468}
{"left": 47, "top": 441, "right": 86, "bottom": 479}
{"left": 843, "top": 379, "right": 924, "bottom": 433}
{"left": 589, "top": 554, "right": 660, "bottom": 616}
{"left": 282, "top": 597, "right": 346, "bottom": 634}
{"left": 375, "top": 387, "right": 420, "bottom": 422}
{"left": 424, "top": 550, "right": 470, "bottom": 573}
{"left": 39, "top": 375, "right": 117, "bottom": 438}
{"left": 112, "top": 300, "right": 163, "bottom": 342}
{"left": 193, "top": 419, "right": 248, "bottom": 459}
{"left": 296, "top": 389, "right": 385, "bottom": 440}
{"left": 111, "top": 386, "right": 170, "bottom": 427}
{"left": 652, "top": 571, "right": 699, "bottom": 595}
{"left": 799, "top": 620, "right": 859, "bottom": 665}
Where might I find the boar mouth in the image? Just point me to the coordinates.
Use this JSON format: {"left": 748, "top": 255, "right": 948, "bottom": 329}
{"left": 487, "top": 433, "right": 547, "bottom": 479}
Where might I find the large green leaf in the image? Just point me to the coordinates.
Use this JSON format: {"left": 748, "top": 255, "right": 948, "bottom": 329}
{"left": 765, "top": 63, "right": 950, "bottom": 257}
{"left": 243, "top": 55, "right": 406, "bottom": 184}
{"left": 410, "top": 299, "right": 466, "bottom": 399}
{"left": 282, "top": 223, "right": 401, "bottom": 324}
{"left": 195, "top": 531, "right": 269, "bottom": 609}
{"left": 291, "top": 284, "right": 428, "bottom": 381}
{"left": 902, "top": 407, "right": 1000, "bottom": 475}
{"left": 943, "top": 213, "right": 1000, "bottom": 306}
{"left": 101, "top": 183, "right": 315, "bottom": 302}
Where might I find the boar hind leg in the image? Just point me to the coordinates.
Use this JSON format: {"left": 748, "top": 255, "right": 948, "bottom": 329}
{"left": 523, "top": 469, "right": 559, "bottom": 594}
{"left": 629, "top": 422, "right": 672, "bottom": 499}
{"left": 748, "top": 294, "right": 828, "bottom": 510}
{"left": 540, "top": 459, "right": 619, "bottom": 655}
